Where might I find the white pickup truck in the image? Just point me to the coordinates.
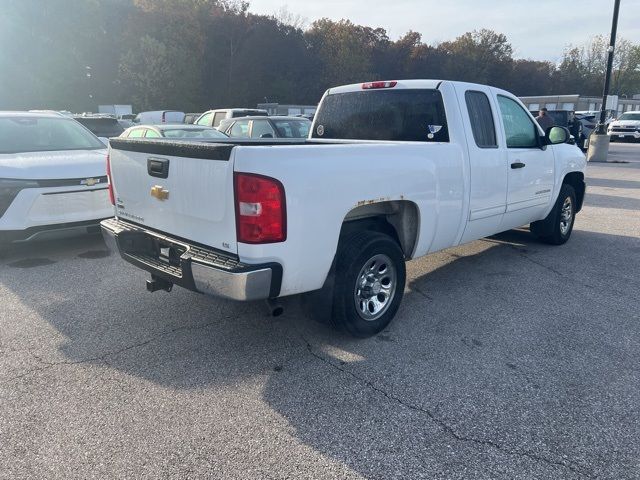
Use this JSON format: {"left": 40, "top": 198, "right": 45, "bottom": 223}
{"left": 102, "top": 80, "right": 586, "bottom": 337}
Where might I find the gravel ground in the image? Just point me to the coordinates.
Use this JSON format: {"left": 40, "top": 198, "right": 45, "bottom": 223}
{"left": 1, "top": 143, "right": 639, "bottom": 479}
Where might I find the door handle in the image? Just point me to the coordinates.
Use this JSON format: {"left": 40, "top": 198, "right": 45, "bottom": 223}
{"left": 511, "top": 162, "right": 526, "bottom": 169}
{"left": 147, "top": 157, "right": 170, "bottom": 178}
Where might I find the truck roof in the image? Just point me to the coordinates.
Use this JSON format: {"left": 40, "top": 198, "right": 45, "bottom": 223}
{"left": 326, "top": 79, "right": 512, "bottom": 96}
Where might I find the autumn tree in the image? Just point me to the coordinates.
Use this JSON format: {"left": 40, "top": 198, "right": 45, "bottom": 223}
{"left": 438, "top": 29, "right": 514, "bottom": 88}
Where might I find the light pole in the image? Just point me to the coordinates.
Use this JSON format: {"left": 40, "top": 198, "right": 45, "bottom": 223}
{"left": 85, "top": 66, "right": 93, "bottom": 112}
{"left": 587, "top": 0, "right": 621, "bottom": 162}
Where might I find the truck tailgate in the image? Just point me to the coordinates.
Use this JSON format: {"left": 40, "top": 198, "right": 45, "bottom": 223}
{"left": 108, "top": 139, "right": 238, "bottom": 254}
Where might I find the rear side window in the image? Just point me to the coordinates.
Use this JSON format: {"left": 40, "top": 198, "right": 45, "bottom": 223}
{"left": 145, "top": 130, "right": 161, "bottom": 138}
{"left": 212, "top": 112, "right": 227, "bottom": 127}
{"left": 128, "top": 128, "right": 145, "bottom": 138}
{"left": 465, "top": 91, "right": 497, "bottom": 148}
{"left": 229, "top": 120, "right": 250, "bottom": 138}
{"left": 312, "top": 89, "right": 449, "bottom": 142}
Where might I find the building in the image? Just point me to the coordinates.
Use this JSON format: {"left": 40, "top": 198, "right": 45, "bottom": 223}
{"left": 519, "top": 94, "right": 640, "bottom": 117}
{"left": 257, "top": 103, "right": 317, "bottom": 116}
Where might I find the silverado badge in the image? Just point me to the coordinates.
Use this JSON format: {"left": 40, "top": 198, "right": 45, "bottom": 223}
{"left": 150, "top": 185, "right": 169, "bottom": 201}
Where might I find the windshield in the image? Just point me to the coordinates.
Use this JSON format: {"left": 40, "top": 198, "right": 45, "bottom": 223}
{"left": 312, "top": 89, "right": 449, "bottom": 142}
{"left": 272, "top": 119, "right": 311, "bottom": 138}
{"left": 0, "top": 117, "right": 105, "bottom": 154}
{"left": 162, "top": 128, "right": 228, "bottom": 139}
{"left": 617, "top": 112, "right": 640, "bottom": 121}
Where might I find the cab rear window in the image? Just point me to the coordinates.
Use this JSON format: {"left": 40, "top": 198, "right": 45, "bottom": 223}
{"left": 312, "top": 89, "right": 448, "bottom": 142}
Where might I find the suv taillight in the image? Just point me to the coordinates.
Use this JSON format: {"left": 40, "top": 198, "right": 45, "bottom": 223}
{"left": 106, "top": 154, "right": 115, "bottom": 206}
{"left": 234, "top": 172, "right": 286, "bottom": 244}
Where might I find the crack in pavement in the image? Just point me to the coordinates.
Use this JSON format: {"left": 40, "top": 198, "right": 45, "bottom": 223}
{"left": 2, "top": 317, "right": 237, "bottom": 385}
{"left": 298, "top": 333, "right": 594, "bottom": 479}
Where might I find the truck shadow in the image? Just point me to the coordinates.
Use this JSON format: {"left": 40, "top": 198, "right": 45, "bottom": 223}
{"left": 2, "top": 228, "right": 639, "bottom": 476}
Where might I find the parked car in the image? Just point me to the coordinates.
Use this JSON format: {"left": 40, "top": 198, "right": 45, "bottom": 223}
{"left": 575, "top": 113, "right": 597, "bottom": 145}
{"left": 134, "top": 111, "right": 185, "bottom": 124}
{"left": 73, "top": 115, "right": 124, "bottom": 140}
{"left": 607, "top": 111, "right": 640, "bottom": 142}
{"left": 0, "top": 112, "right": 112, "bottom": 244}
{"left": 195, "top": 109, "right": 268, "bottom": 128}
{"left": 120, "top": 124, "right": 228, "bottom": 139}
{"left": 183, "top": 113, "right": 202, "bottom": 124}
{"left": 218, "top": 116, "right": 311, "bottom": 139}
{"left": 117, "top": 119, "right": 134, "bottom": 130}
{"left": 531, "top": 110, "right": 584, "bottom": 148}
{"left": 576, "top": 110, "right": 614, "bottom": 125}
{"left": 102, "top": 79, "right": 586, "bottom": 337}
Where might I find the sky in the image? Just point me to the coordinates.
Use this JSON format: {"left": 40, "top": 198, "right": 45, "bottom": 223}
{"left": 247, "top": 0, "right": 640, "bottom": 63}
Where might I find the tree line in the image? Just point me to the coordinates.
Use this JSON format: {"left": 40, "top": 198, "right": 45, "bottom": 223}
{"left": 1, "top": 0, "right": 639, "bottom": 113}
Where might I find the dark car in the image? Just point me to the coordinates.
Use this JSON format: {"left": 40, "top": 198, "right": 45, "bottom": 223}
{"left": 218, "top": 116, "right": 311, "bottom": 139}
{"left": 73, "top": 115, "right": 124, "bottom": 138}
{"left": 531, "top": 110, "right": 584, "bottom": 148}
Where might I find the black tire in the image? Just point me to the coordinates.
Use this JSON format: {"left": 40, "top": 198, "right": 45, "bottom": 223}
{"left": 530, "top": 184, "right": 577, "bottom": 245}
{"left": 331, "top": 231, "right": 406, "bottom": 337}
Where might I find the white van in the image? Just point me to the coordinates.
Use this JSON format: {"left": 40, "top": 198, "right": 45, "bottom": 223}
{"left": 134, "top": 111, "right": 185, "bottom": 124}
{"left": 195, "top": 109, "right": 268, "bottom": 128}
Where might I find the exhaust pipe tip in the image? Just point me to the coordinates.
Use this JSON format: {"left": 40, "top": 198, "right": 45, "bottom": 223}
{"left": 266, "top": 298, "right": 284, "bottom": 317}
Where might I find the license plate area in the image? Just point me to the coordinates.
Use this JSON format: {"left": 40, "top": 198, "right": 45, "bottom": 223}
{"left": 157, "top": 241, "right": 186, "bottom": 268}
{"left": 119, "top": 231, "right": 188, "bottom": 277}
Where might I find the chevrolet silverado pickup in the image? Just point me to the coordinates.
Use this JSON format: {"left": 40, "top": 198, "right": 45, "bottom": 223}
{"left": 101, "top": 80, "right": 587, "bottom": 337}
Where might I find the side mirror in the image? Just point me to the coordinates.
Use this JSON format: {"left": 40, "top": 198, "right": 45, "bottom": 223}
{"left": 98, "top": 136, "right": 109, "bottom": 146}
{"left": 260, "top": 133, "right": 274, "bottom": 139}
{"left": 546, "top": 126, "right": 570, "bottom": 145}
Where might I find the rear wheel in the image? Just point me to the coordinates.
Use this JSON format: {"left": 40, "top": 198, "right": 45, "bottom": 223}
{"left": 332, "top": 231, "right": 406, "bottom": 337}
{"left": 530, "top": 184, "right": 576, "bottom": 245}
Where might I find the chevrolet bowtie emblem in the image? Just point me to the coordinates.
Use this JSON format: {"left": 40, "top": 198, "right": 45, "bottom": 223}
{"left": 150, "top": 185, "right": 169, "bottom": 201}
{"left": 82, "top": 178, "right": 100, "bottom": 187}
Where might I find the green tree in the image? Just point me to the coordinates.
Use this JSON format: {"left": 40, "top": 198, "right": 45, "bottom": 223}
{"left": 305, "top": 19, "right": 388, "bottom": 90}
{"left": 438, "top": 29, "right": 514, "bottom": 88}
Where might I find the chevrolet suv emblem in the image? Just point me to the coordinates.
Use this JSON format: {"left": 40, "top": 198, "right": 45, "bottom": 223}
{"left": 82, "top": 178, "right": 100, "bottom": 187}
{"left": 150, "top": 185, "right": 169, "bottom": 201}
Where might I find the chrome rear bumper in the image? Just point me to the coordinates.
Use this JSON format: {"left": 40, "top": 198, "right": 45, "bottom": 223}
{"left": 100, "top": 218, "right": 281, "bottom": 301}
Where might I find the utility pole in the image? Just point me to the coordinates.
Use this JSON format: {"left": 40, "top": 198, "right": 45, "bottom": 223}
{"left": 588, "top": 0, "right": 621, "bottom": 162}
{"left": 596, "top": 0, "right": 621, "bottom": 134}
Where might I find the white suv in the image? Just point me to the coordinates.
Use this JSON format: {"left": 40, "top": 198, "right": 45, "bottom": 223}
{"left": 608, "top": 111, "right": 640, "bottom": 142}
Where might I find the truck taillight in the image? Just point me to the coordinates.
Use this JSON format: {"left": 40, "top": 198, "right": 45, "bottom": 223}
{"left": 234, "top": 172, "right": 286, "bottom": 244}
{"left": 106, "top": 154, "right": 115, "bottom": 206}
{"left": 362, "top": 81, "right": 397, "bottom": 89}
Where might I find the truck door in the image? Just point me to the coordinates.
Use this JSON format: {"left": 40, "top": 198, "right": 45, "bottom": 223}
{"left": 495, "top": 94, "right": 554, "bottom": 230}
{"left": 456, "top": 86, "right": 508, "bottom": 244}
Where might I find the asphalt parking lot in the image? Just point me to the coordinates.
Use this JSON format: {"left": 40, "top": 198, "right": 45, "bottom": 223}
{"left": 1, "top": 143, "right": 639, "bottom": 479}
